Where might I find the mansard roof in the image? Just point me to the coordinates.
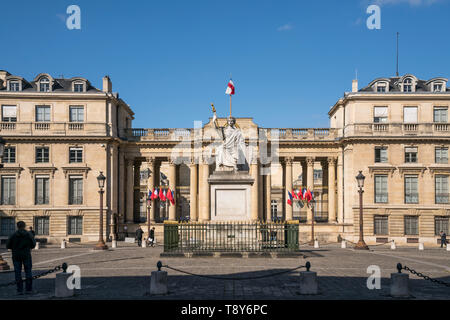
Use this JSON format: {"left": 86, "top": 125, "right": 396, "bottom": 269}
{"left": 359, "top": 74, "right": 449, "bottom": 93}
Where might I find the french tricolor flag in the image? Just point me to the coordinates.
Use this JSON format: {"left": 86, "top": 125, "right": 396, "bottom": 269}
{"left": 225, "top": 79, "right": 235, "bottom": 95}
{"left": 287, "top": 191, "right": 293, "bottom": 206}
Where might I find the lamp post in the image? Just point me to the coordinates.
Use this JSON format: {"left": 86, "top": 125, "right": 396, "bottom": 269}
{"left": 147, "top": 195, "right": 151, "bottom": 240}
{"left": 0, "top": 137, "right": 10, "bottom": 270}
{"left": 94, "top": 171, "right": 108, "bottom": 250}
{"left": 355, "top": 171, "right": 369, "bottom": 250}
{"left": 310, "top": 198, "right": 316, "bottom": 245}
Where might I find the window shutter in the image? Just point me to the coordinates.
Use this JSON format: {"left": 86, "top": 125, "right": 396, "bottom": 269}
{"left": 374, "top": 107, "right": 388, "bottom": 117}
{"left": 404, "top": 107, "right": 418, "bottom": 123}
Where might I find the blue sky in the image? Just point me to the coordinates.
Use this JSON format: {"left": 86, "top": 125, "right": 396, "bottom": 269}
{"left": 1, "top": 0, "right": 450, "bottom": 128}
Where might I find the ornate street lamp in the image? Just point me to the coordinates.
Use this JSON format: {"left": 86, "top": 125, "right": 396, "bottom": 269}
{"left": 94, "top": 171, "right": 108, "bottom": 250}
{"left": 147, "top": 194, "right": 151, "bottom": 241}
{"left": 355, "top": 171, "right": 369, "bottom": 250}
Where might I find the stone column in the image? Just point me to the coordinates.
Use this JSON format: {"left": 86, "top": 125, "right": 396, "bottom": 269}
{"left": 328, "top": 157, "right": 337, "bottom": 223}
{"left": 199, "top": 158, "right": 210, "bottom": 221}
{"left": 168, "top": 159, "right": 177, "bottom": 221}
{"left": 250, "top": 160, "right": 259, "bottom": 221}
{"left": 337, "top": 155, "right": 344, "bottom": 224}
{"left": 147, "top": 157, "right": 156, "bottom": 222}
{"left": 321, "top": 159, "right": 329, "bottom": 223}
{"left": 189, "top": 158, "right": 198, "bottom": 221}
{"left": 266, "top": 167, "right": 272, "bottom": 222}
{"left": 125, "top": 159, "right": 134, "bottom": 223}
{"left": 306, "top": 157, "right": 315, "bottom": 223}
{"left": 133, "top": 160, "right": 141, "bottom": 223}
{"left": 285, "top": 157, "right": 293, "bottom": 221}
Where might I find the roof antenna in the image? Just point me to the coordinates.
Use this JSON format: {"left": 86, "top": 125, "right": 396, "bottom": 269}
{"left": 396, "top": 32, "right": 399, "bottom": 77}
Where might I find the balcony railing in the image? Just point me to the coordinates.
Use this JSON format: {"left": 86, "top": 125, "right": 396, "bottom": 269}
{"left": 0, "top": 122, "right": 108, "bottom": 136}
{"left": 348, "top": 122, "right": 450, "bottom": 137}
{"left": 405, "top": 193, "right": 419, "bottom": 204}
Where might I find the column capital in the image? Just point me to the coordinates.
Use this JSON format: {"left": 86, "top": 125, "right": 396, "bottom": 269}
{"left": 306, "top": 157, "right": 315, "bottom": 166}
{"left": 284, "top": 157, "right": 294, "bottom": 165}
{"left": 146, "top": 156, "right": 155, "bottom": 165}
{"left": 327, "top": 157, "right": 337, "bottom": 166}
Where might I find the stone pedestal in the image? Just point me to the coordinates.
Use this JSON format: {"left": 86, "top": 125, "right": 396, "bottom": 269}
{"left": 390, "top": 241, "right": 396, "bottom": 250}
{"left": 35, "top": 242, "right": 40, "bottom": 250}
{"left": 55, "top": 273, "right": 74, "bottom": 298}
{"left": 390, "top": 273, "right": 409, "bottom": 297}
{"left": 150, "top": 271, "right": 168, "bottom": 295}
{"left": 299, "top": 271, "right": 318, "bottom": 295}
{"left": 341, "top": 240, "right": 346, "bottom": 249}
{"left": 61, "top": 240, "right": 66, "bottom": 249}
{"left": 208, "top": 171, "right": 254, "bottom": 221}
{"left": 112, "top": 240, "right": 117, "bottom": 248}
{"left": 418, "top": 243, "right": 424, "bottom": 251}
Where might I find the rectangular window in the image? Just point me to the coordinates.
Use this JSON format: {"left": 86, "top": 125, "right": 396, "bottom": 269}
{"left": 34, "top": 217, "right": 50, "bottom": 236}
{"left": 377, "top": 85, "right": 386, "bottom": 93}
{"left": 405, "top": 147, "right": 418, "bottom": 163}
{"left": 0, "top": 217, "right": 15, "bottom": 236}
{"left": 271, "top": 200, "right": 278, "bottom": 220}
{"left": 433, "top": 84, "right": 443, "bottom": 92}
{"left": 9, "top": 81, "right": 20, "bottom": 92}
{"left": 435, "top": 175, "right": 449, "bottom": 204}
{"left": 35, "top": 105, "right": 51, "bottom": 122}
{"left": 403, "top": 106, "right": 418, "bottom": 123}
{"left": 434, "top": 107, "right": 448, "bottom": 123}
{"left": 375, "top": 147, "right": 388, "bottom": 163}
{"left": 374, "top": 216, "right": 389, "bottom": 235}
{"left": 435, "top": 147, "right": 448, "bottom": 164}
{"left": 404, "top": 216, "right": 419, "bottom": 235}
{"left": 68, "top": 216, "right": 83, "bottom": 235}
{"left": 74, "top": 83, "right": 84, "bottom": 93}
{"left": 35, "top": 176, "right": 50, "bottom": 205}
{"left": 2, "top": 105, "right": 17, "bottom": 122}
{"left": 1, "top": 176, "right": 16, "bottom": 205}
{"left": 69, "top": 106, "right": 84, "bottom": 122}
{"left": 435, "top": 217, "right": 449, "bottom": 236}
{"left": 69, "top": 147, "right": 83, "bottom": 163}
{"left": 405, "top": 175, "right": 419, "bottom": 204}
{"left": 4, "top": 147, "right": 16, "bottom": 163}
{"left": 374, "top": 106, "right": 388, "bottom": 123}
{"left": 69, "top": 177, "right": 83, "bottom": 205}
{"left": 35, "top": 147, "right": 49, "bottom": 163}
{"left": 374, "top": 175, "right": 388, "bottom": 203}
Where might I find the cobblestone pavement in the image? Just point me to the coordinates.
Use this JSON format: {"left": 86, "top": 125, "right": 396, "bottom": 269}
{"left": 0, "top": 243, "right": 449, "bottom": 300}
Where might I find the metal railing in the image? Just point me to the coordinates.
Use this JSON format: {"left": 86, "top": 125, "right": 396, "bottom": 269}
{"left": 164, "top": 221, "right": 299, "bottom": 253}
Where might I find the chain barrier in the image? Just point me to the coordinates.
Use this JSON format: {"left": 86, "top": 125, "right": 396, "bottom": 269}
{"left": 0, "top": 263, "right": 65, "bottom": 288}
{"left": 157, "top": 261, "right": 310, "bottom": 281}
{"left": 397, "top": 263, "right": 450, "bottom": 288}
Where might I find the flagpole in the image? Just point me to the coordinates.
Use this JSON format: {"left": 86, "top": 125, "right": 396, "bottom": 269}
{"left": 230, "top": 94, "right": 232, "bottom": 117}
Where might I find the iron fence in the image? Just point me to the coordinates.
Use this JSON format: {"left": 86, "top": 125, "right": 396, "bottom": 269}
{"left": 164, "top": 221, "right": 299, "bottom": 253}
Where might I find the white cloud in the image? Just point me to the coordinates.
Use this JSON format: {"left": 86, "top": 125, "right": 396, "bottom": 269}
{"left": 277, "top": 23, "right": 293, "bottom": 32}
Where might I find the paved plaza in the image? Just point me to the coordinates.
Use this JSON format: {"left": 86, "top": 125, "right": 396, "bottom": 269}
{"left": 0, "top": 242, "right": 449, "bottom": 300}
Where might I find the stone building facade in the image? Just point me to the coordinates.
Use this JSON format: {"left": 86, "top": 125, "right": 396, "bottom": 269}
{"left": 0, "top": 70, "right": 449, "bottom": 246}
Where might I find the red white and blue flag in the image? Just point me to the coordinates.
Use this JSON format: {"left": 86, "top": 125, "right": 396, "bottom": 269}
{"left": 159, "top": 188, "right": 166, "bottom": 202}
{"left": 167, "top": 188, "right": 175, "bottom": 205}
{"left": 151, "top": 188, "right": 159, "bottom": 200}
{"left": 225, "top": 79, "right": 235, "bottom": 95}
{"left": 287, "top": 190, "right": 293, "bottom": 206}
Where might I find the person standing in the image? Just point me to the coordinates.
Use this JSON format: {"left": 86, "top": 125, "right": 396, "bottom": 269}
{"left": 135, "top": 227, "right": 144, "bottom": 247}
{"left": 440, "top": 231, "right": 447, "bottom": 248}
{"left": 149, "top": 227, "right": 155, "bottom": 247}
{"left": 6, "top": 221, "right": 36, "bottom": 295}
{"left": 28, "top": 226, "right": 35, "bottom": 238}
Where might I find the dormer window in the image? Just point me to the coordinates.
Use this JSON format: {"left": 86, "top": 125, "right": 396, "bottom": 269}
{"left": 433, "top": 83, "right": 443, "bottom": 92}
{"left": 403, "top": 78, "right": 413, "bottom": 92}
{"left": 39, "top": 78, "right": 50, "bottom": 92}
{"left": 73, "top": 82, "right": 85, "bottom": 93}
{"left": 376, "top": 83, "right": 387, "bottom": 93}
{"left": 8, "top": 81, "right": 20, "bottom": 92}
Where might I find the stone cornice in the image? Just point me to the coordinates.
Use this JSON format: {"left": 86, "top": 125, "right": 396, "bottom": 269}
{"left": 28, "top": 166, "right": 58, "bottom": 178}
{"left": 61, "top": 165, "right": 91, "bottom": 178}
{"left": 0, "top": 165, "right": 24, "bottom": 177}
{"left": 368, "top": 165, "right": 396, "bottom": 177}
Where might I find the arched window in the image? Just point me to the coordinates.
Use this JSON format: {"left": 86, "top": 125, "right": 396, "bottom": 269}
{"left": 39, "top": 77, "right": 50, "bottom": 92}
{"left": 403, "top": 78, "right": 413, "bottom": 92}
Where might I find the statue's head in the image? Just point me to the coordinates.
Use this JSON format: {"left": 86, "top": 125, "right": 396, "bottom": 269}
{"left": 227, "top": 116, "right": 236, "bottom": 127}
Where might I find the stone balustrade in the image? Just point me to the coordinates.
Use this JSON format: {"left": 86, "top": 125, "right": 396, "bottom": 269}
{"left": 0, "top": 122, "right": 109, "bottom": 136}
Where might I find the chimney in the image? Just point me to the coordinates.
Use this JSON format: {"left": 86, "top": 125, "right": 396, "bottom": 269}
{"left": 352, "top": 79, "right": 358, "bottom": 93}
{"left": 103, "top": 75, "right": 112, "bottom": 93}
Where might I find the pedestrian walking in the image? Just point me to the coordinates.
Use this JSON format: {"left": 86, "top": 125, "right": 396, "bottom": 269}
{"left": 6, "top": 221, "right": 36, "bottom": 295}
{"left": 28, "top": 226, "right": 35, "bottom": 237}
{"left": 440, "top": 231, "right": 447, "bottom": 248}
{"left": 135, "top": 227, "right": 144, "bottom": 247}
{"left": 149, "top": 227, "right": 155, "bottom": 247}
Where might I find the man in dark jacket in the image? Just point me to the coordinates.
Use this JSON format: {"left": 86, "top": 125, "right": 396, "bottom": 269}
{"left": 440, "top": 231, "right": 447, "bottom": 248}
{"left": 149, "top": 227, "right": 155, "bottom": 247}
{"left": 6, "top": 221, "right": 36, "bottom": 295}
{"left": 135, "top": 227, "right": 144, "bottom": 247}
